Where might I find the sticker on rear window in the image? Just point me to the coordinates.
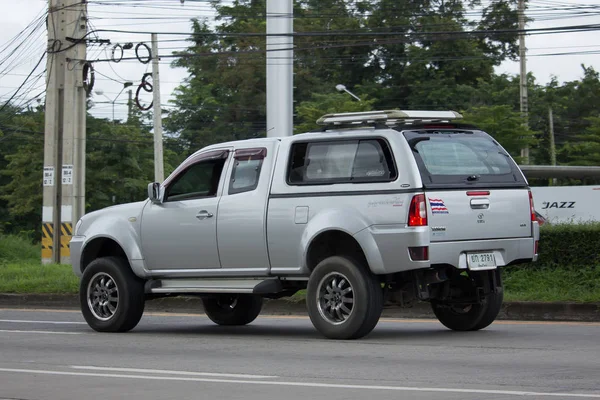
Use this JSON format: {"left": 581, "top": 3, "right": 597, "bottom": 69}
{"left": 429, "top": 198, "right": 449, "bottom": 214}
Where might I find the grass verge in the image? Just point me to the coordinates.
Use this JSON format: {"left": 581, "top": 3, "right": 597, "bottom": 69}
{"left": 503, "top": 266, "right": 600, "bottom": 303}
{"left": 0, "top": 234, "right": 78, "bottom": 294}
{"left": 0, "top": 262, "right": 79, "bottom": 294}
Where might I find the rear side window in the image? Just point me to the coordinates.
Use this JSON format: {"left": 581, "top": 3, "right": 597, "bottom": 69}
{"left": 405, "top": 131, "right": 526, "bottom": 188}
{"left": 288, "top": 139, "right": 397, "bottom": 185}
{"left": 229, "top": 148, "right": 266, "bottom": 194}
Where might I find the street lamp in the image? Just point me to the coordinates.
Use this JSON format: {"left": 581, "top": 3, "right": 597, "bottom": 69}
{"left": 94, "top": 81, "right": 133, "bottom": 122}
{"left": 335, "top": 84, "right": 361, "bottom": 101}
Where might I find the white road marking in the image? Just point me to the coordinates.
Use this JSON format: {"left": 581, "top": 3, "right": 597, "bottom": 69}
{"left": 0, "top": 330, "right": 81, "bottom": 335}
{"left": 0, "top": 367, "right": 598, "bottom": 398}
{"left": 71, "top": 365, "right": 278, "bottom": 379}
{"left": 0, "top": 319, "right": 86, "bottom": 325}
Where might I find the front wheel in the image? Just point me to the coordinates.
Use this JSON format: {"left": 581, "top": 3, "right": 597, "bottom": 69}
{"left": 80, "top": 256, "right": 145, "bottom": 332}
{"left": 306, "top": 256, "right": 383, "bottom": 340}
{"left": 431, "top": 270, "right": 503, "bottom": 331}
{"left": 202, "top": 294, "right": 263, "bottom": 326}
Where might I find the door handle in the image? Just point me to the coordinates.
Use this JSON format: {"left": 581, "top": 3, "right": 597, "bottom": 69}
{"left": 470, "top": 198, "right": 490, "bottom": 209}
{"left": 196, "top": 210, "right": 214, "bottom": 220}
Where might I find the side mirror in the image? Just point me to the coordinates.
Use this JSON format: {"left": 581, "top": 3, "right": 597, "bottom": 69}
{"left": 148, "top": 182, "right": 162, "bottom": 204}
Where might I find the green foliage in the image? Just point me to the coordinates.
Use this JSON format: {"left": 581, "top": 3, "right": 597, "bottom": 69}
{"left": 503, "top": 222, "right": 600, "bottom": 302}
{"left": 0, "top": 105, "right": 182, "bottom": 239}
{"left": 462, "top": 105, "right": 537, "bottom": 159}
{"left": 166, "top": 0, "right": 523, "bottom": 151}
{"left": 528, "top": 222, "right": 600, "bottom": 270}
{"left": 559, "top": 116, "right": 600, "bottom": 167}
{"left": 503, "top": 267, "right": 600, "bottom": 303}
{"left": 294, "top": 92, "right": 375, "bottom": 134}
{"left": 0, "top": 234, "right": 39, "bottom": 263}
{"left": 86, "top": 121, "right": 158, "bottom": 210}
{"left": 0, "top": 262, "right": 78, "bottom": 294}
{"left": 0, "top": 107, "right": 44, "bottom": 237}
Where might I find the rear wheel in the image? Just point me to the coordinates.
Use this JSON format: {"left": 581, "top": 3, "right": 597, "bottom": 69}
{"left": 431, "top": 270, "right": 503, "bottom": 331}
{"left": 80, "top": 256, "right": 145, "bottom": 332}
{"left": 202, "top": 294, "right": 263, "bottom": 326}
{"left": 306, "top": 256, "right": 383, "bottom": 340}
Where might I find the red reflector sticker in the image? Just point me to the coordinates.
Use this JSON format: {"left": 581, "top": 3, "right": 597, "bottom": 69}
{"left": 409, "top": 246, "right": 429, "bottom": 261}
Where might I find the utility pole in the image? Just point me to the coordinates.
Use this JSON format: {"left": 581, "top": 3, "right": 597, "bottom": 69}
{"left": 548, "top": 107, "right": 556, "bottom": 167}
{"left": 151, "top": 33, "right": 164, "bottom": 182}
{"left": 266, "top": 0, "right": 293, "bottom": 138}
{"left": 127, "top": 89, "right": 132, "bottom": 122}
{"left": 518, "top": 0, "right": 530, "bottom": 164}
{"left": 42, "top": 0, "right": 87, "bottom": 264}
{"left": 549, "top": 106, "right": 557, "bottom": 186}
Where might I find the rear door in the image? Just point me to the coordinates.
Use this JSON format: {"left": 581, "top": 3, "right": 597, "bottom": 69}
{"left": 404, "top": 129, "right": 533, "bottom": 242}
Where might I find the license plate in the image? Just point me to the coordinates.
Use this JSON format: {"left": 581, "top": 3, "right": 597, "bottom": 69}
{"left": 467, "top": 252, "right": 497, "bottom": 270}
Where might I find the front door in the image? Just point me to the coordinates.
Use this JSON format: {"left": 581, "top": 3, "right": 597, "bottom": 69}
{"left": 141, "top": 150, "right": 230, "bottom": 271}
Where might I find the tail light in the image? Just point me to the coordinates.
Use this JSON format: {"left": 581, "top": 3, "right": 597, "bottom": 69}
{"left": 408, "top": 194, "right": 428, "bottom": 226}
{"left": 528, "top": 190, "right": 536, "bottom": 222}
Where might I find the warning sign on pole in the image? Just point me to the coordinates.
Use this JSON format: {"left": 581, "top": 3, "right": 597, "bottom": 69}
{"left": 43, "top": 167, "right": 54, "bottom": 187}
{"left": 62, "top": 165, "right": 73, "bottom": 185}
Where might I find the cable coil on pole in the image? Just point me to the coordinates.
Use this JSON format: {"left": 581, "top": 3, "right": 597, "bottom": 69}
{"left": 135, "top": 72, "right": 153, "bottom": 111}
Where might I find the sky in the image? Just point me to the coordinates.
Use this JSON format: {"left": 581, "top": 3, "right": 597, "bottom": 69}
{"left": 1, "top": 0, "right": 599, "bottom": 124}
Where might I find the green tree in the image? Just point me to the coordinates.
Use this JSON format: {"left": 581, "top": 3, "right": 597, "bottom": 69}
{"left": 0, "top": 108, "right": 45, "bottom": 239}
{"left": 559, "top": 116, "right": 600, "bottom": 167}
{"left": 462, "top": 104, "right": 537, "bottom": 160}
{"left": 294, "top": 92, "right": 375, "bottom": 134}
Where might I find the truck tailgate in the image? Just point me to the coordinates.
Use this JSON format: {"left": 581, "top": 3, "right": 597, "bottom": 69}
{"left": 427, "top": 189, "right": 532, "bottom": 242}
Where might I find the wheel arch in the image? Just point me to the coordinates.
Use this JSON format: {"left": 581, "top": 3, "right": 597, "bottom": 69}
{"left": 300, "top": 209, "right": 385, "bottom": 275}
{"left": 81, "top": 237, "right": 129, "bottom": 273}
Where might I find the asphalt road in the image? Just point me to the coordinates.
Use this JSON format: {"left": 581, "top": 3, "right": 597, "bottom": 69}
{"left": 0, "top": 308, "right": 599, "bottom": 400}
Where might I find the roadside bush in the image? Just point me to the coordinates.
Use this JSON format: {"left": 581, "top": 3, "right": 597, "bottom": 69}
{"left": 0, "top": 234, "right": 38, "bottom": 263}
{"left": 502, "top": 222, "right": 600, "bottom": 302}
{"left": 527, "top": 222, "right": 600, "bottom": 270}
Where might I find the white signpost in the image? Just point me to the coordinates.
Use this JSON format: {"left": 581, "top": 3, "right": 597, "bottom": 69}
{"left": 43, "top": 167, "right": 54, "bottom": 187}
{"left": 62, "top": 165, "right": 73, "bottom": 185}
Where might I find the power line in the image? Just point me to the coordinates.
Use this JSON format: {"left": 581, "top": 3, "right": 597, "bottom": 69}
{"left": 0, "top": 52, "right": 47, "bottom": 114}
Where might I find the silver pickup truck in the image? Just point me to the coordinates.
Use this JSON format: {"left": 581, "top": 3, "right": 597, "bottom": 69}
{"left": 71, "top": 110, "right": 539, "bottom": 339}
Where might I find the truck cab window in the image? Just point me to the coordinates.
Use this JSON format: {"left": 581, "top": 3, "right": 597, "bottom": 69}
{"left": 165, "top": 159, "right": 225, "bottom": 201}
{"left": 288, "top": 139, "right": 396, "bottom": 184}
{"left": 229, "top": 158, "right": 263, "bottom": 194}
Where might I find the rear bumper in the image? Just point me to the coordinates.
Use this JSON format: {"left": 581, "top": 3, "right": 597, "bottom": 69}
{"left": 429, "top": 237, "right": 538, "bottom": 269}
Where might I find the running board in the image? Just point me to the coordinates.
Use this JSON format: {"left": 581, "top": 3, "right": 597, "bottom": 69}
{"left": 146, "top": 278, "right": 283, "bottom": 295}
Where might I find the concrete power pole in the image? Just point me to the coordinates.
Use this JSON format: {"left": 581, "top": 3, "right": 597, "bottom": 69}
{"left": 42, "top": 0, "right": 87, "bottom": 264}
{"left": 151, "top": 33, "right": 164, "bottom": 182}
{"left": 548, "top": 106, "right": 557, "bottom": 186}
{"left": 518, "top": 0, "right": 530, "bottom": 164}
{"left": 266, "top": 0, "right": 293, "bottom": 138}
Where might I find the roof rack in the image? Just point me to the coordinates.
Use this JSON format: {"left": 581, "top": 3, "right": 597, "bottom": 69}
{"left": 316, "top": 109, "right": 463, "bottom": 127}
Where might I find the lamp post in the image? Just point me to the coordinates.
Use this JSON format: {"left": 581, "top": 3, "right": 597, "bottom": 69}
{"left": 94, "top": 81, "right": 133, "bottom": 122}
{"left": 335, "top": 84, "right": 361, "bottom": 101}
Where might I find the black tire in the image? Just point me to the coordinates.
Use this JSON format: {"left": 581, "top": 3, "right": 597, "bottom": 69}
{"left": 79, "top": 256, "right": 145, "bottom": 332}
{"left": 306, "top": 256, "right": 383, "bottom": 340}
{"left": 431, "top": 271, "right": 503, "bottom": 331}
{"left": 202, "top": 294, "right": 263, "bottom": 326}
